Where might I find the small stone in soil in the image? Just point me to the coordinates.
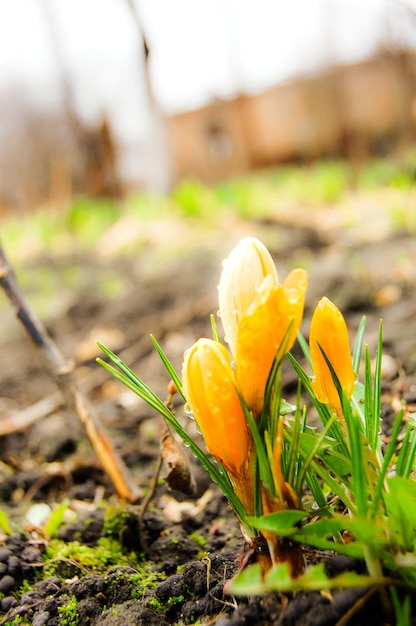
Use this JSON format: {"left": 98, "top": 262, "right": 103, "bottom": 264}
{"left": 0, "top": 548, "right": 12, "bottom": 562}
{"left": 21, "top": 546, "right": 41, "bottom": 563}
{"left": 0, "top": 574, "right": 15, "bottom": 594}
{"left": 32, "top": 611, "right": 51, "bottom": 626}
{"left": 34, "top": 575, "right": 62, "bottom": 594}
{"left": 20, "top": 591, "right": 45, "bottom": 605}
{"left": 0, "top": 595, "right": 18, "bottom": 612}
{"left": 7, "top": 554, "right": 21, "bottom": 575}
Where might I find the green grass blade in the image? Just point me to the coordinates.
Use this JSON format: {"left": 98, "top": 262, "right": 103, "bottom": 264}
{"left": 301, "top": 453, "right": 355, "bottom": 513}
{"left": 396, "top": 421, "right": 416, "bottom": 478}
{"left": 363, "top": 344, "right": 373, "bottom": 429}
{"left": 352, "top": 316, "right": 366, "bottom": 374}
{"left": 285, "top": 385, "right": 302, "bottom": 488}
{"left": 370, "top": 410, "right": 405, "bottom": 518}
{"left": 305, "top": 468, "right": 327, "bottom": 510}
{"left": 287, "top": 352, "right": 349, "bottom": 457}
{"left": 296, "top": 330, "right": 312, "bottom": 370}
{"left": 343, "top": 392, "right": 368, "bottom": 517}
{"left": 244, "top": 404, "right": 274, "bottom": 497}
{"left": 370, "top": 321, "right": 383, "bottom": 452}
{"left": 292, "top": 413, "right": 337, "bottom": 498}
{"left": 150, "top": 334, "right": 185, "bottom": 401}
{"left": 97, "top": 345, "right": 251, "bottom": 526}
{"left": 210, "top": 314, "right": 221, "bottom": 342}
{"left": 97, "top": 354, "right": 175, "bottom": 421}
{"left": 253, "top": 461, "right": 262, "bottom": 517}
{"left": 261, "top": 322, "right": 292, "bottom": 435}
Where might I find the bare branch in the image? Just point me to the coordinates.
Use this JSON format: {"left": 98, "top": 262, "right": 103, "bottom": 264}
{"left": 0, "top": 244, "right": 140, "bottom": 503}
{"left": 0, "top": 392, "right": 63, "bottom": 436}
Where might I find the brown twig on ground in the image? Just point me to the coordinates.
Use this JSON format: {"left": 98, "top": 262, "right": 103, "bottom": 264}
{"left": 0, "top": 291, "right": 213, "bottom": 435}
{"left": 138, "top": 453, "right": 163, "bottom": 549}
{"left": 0, "top": 391, "right": 63, "bottom": 436}
{"left": 0, "top": 244, "right": 140, "bottom": 503}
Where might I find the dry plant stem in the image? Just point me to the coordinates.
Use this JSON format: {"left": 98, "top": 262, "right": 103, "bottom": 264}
{"left": 0, "top": 391, "right": 63, "bottom": 435}
{"left": 138, "top": 453, "right": 164, "bottom": 547}
{"left": 334, "top": 586, "right": 380, "bottom": 626}
{"left": 0, "top": 244, "right": 140, "bottom": 503}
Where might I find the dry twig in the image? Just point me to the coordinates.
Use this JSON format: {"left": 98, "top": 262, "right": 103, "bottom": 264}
{"left": 0, "top": 392, "right": 63, "bottom": 436}
{"left": 0, "top": 244, "right": 140, "bottom": 503}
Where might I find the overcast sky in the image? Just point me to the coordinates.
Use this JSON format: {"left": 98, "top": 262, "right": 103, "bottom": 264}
{"left": 2, "top": 0, "right": 416, "bottom": 112}
{"left": 1, "top": 0, "right": 415, "bottom": 180}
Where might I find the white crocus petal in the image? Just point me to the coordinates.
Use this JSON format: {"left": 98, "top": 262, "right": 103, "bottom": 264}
{"left": 218, "top": 237, "right": 279, "bottom": 358}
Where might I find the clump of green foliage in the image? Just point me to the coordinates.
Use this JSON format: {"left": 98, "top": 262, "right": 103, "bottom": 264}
{"left": 103, "top": 503, "right": 131, "bottom": 540}
{"left": 42, "top": 536, "right": 139, "bottom": 579}
{"left": 58, "top": 595, "right": 79, "bottom": 626}
{"left": 3, "top": 154, "right": 416, "bottom": 269}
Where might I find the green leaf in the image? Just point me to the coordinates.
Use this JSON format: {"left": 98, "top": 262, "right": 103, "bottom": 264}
{"left": 292, "top": 532, "right": 365, "bottom": 559}
{"left": 97, "top": 344, "right": 252, "bottom": 529}
{"left": 384, "top": 476, "right": 416, "bottom": 551}
{"left": 370, "top": 321, "right": 383, "bottom": 452}
{"left": 295, "top": 517, "right": 346, "bottom": 537}
{"left": 247, "top": 510, "right": 306, "bottom": 535}
{"left": 287, "top": 352, "right": 349, "bottom": 457}
{"left": 227, "top": 563, "right": 266, "bottom": 595}
{"left": 267, "top": 562, "right": 376, "bottom": 591}
{"left": 352, "top": 316, "right": 366, "bottom": 374}
{"left": 150, "top": 334, "right": 185, "bottom": 401}
{"left": 320, "top": 448, "right": 352, "bottom": 477}
{"left": 279, "top": 399, "right": 297, "bottom": 416}
{"left": 343, "top": 395, "right": 369, "bottom": 517}
{"left": 344, "top": 517, "right": 387, "bottom": 548}
{"left": 370, "top": 410, "right": 404, "bottom": 518}
{"left": 305, "top": 468, "right": 328, "bottom": 510}
{"left": 230, "top": 562, "right": 377, "bottom": 595}
{"left": 243, "top": 403, "right": 274, "bottom": 497}
{"left": 396, "top": 419, "right": 416, "bottom": 478}
{"left": 44, "top": 499, "right": 70, "bottom": 538}
{"left": 0, "top": 509, "right": 12, "bottom": 535}
{"left": 210, "top": 314, "right": 221, "bottom": 342}
{"left": 296, "top": 330, "right": 312, "bottom": 370}
{"left": 247, "top": 513, "right": 366, "bottom": 559}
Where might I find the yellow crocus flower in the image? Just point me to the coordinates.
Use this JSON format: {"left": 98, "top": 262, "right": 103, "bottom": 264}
{"left": 218, "top": 238, "right": 307, "bottom": 416}
{"left": 309, "top": 297, "right": 355, "bottom": 416}
{"left": 218, "top": 237, "right": 279, "bottom": 359}
{"left": 182, "top": 338, "right": 251, "bottom": 474}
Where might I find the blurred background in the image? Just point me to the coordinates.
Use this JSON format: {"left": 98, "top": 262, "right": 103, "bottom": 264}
{"left": 1, "top": 0, "right": 416, "bottom": 213}
{"left": 1, "top": 0, "right": 416, "bottom": 531}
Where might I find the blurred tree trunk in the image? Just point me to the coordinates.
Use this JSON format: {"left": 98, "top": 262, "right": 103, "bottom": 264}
{"left": 124, "top": 0, "right": 172, "bottom": 192}
{"left": 40, "top": 0, "right": 122, "bottom": 200}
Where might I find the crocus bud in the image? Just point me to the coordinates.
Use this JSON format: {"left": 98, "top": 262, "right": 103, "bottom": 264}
{"left": 309, "top": 297, "right": 355, "bottom": 416}
{"left": 218, "top": 237, "right": 307, "bottom": 416}
{"left": 182, "top": 338, "right": 250, "bottom": 473}
{"left": 218, "top": 237, "right": 279, "bottom": 358}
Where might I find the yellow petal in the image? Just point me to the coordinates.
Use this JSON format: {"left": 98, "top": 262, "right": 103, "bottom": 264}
{"left": 235, "top": 269, "right": 308, "bottom": 415}
{"left": 235, "top": 283, "right": 281, "bottom": 416}
{"left": 182, "top": 338, "right": 250, "bottom": 473}
{"left": 281, "top": 268, "right": 308, "bottom": 352}
{"left": 218, "top": 237, "right": 279, "bottom": 358}
{"left": 310, "top": 297, "right": 355, "bottom": 414}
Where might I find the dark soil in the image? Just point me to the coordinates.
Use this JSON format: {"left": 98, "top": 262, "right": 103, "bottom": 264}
{"left": 1, "top": 209, "right": 416, "bottom": 625}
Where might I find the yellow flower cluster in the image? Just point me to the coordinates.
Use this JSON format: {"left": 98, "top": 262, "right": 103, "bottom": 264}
{"left": 182, "top": 237, "right": 307, "bottom": 474}
{"left": 182, "top": 237, "right": 355, "bottom": 482}
{"left": 218, "top": 238, "right": 307, "bottom": 417}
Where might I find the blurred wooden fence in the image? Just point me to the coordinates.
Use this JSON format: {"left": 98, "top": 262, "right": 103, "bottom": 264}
{"left": 168, "top": 51, "right": 416, "bottom": 183}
